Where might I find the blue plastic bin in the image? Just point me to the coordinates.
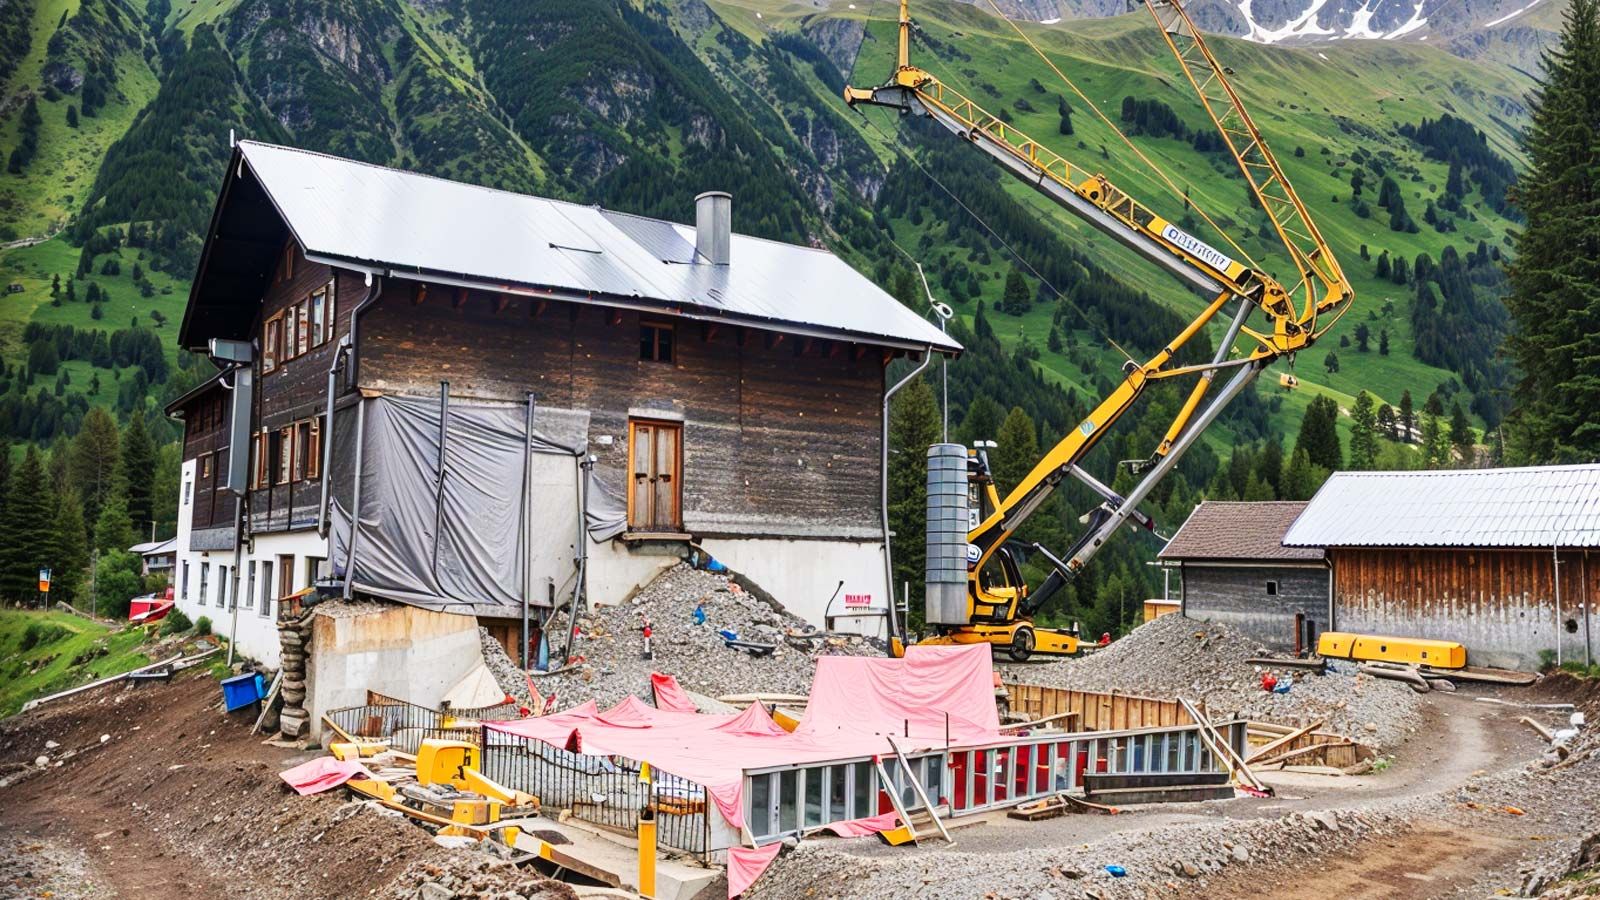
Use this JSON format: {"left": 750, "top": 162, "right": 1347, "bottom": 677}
{"left": 221, "top": 673, "right": 263, "bottom": 712}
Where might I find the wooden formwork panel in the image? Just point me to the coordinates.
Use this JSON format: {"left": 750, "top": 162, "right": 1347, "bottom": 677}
{"left": 1004, "top": 683, "right": 1198, "bottom": 732}
{"left": 1246, "top": 723, "right": 1374, "bottom": 769}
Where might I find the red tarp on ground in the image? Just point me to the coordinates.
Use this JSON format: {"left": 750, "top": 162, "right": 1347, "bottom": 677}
{"left": 649, "top": 672, "right": 697, "bottom": 713}
{"left": 486, "top": 644, "right": 1002, "bottom": 830}
{"left": 279, "top": 756, "right": 374, "bottom": 796}
{"left": 726, "top": 843, "right": 783, "bottom": 897}
{"left": 818, "top": 811, "right": 900, "bottom": 837}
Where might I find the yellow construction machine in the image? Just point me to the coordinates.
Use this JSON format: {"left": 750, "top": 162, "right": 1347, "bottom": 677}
{"left": 851, "top": 0, "right": 1353, "bottom": 660}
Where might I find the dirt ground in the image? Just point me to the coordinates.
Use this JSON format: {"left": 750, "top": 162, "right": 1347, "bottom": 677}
{"left": 0, "top": 674, "right": 570, "bottom": 900}
{"left": 1, "top": 670, "right": 1596, "bottom": 900}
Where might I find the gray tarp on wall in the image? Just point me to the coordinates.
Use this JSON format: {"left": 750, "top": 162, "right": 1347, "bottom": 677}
{"left": 329, "top": 394, "right": 597, "bottom": 613}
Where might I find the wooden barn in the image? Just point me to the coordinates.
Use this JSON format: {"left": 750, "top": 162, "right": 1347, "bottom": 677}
{"left": 167, "top": 141, "right": 960, "bottom": 665}
{"left": 1158, "top": 501, "right": 1329, "bottom": 651}
{"left": 1282, "top": 465, "right": 1600, "bottom": 670}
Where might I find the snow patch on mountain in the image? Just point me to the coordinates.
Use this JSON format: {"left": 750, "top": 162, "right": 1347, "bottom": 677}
{"left": 1483, "top": 0, "right": 1542, "bottom": 26}
{"left": 1239, "top": 0, "right": 1337, "bottom": 41}
{"left": 1384, "top": 1, "right": 1429, "bottom": 37}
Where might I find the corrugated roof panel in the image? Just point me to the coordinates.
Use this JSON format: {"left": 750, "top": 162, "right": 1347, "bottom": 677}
{"left": 1282, "top": 464, "right": 1600, "bottom": 548}
{"left": 238, "top": 142, "right": 960, "bottom": 353}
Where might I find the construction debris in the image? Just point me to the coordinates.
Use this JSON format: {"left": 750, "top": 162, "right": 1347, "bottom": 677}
{"left": 1010, "top": 614, "right": 1425, "bottom": 749}
{"left": 532, "top": 563, "right": 880, "bottom": 709}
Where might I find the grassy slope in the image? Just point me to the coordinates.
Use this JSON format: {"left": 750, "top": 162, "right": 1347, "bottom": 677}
{"left": 0, "top": 608, "right": 157, "bottom": 717}
{"left": 0, "top": 235, "right": 190, "bottom": 404}
{"left": 0, "top": 0, "right": 162, "bottom": 241}
{"left": 814, "top": 2, "right": 1529, "bottom": 448}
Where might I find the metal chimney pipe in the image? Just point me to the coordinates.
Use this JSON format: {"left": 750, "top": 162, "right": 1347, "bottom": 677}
{"left": 695, "top": 191, "right": 731, "bottom": 265}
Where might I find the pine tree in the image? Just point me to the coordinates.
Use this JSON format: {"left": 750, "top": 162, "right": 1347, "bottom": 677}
{"left": 120, "top": 410, "right": 157, "bottom": 540}
{"left": 93, "top": 488, "right": 137, "bottom": 555}
{"left": 1422, "top": 413, "right": 1451, "bottom": 468}
{"left": 1295, "top": 395, "right": 1343, "bottom": 471}
{"left": 1379, "top": 328, "right": 1390, "bottom": 356}
{"left": 992, "top": 407, "right": 1040, "bottom": 496}
{"left": 887, "top": 376, "right": 941, "bottom": 620}
{"left": 1255, "top": 439, "right": 1285, "bottom": 498}
{"left": 1354, "top": 322, "right": 1370, "bottom": 352}
{"left": 0, "top": 448, "right": 56, "bottom": 601}
{"left": 49, "top": 486, "right": 89, "bottom": 604}
{"left": 1503, "top": 0, "right": 1600, "bottom": 462}
{"left": 958, "top": 396, "right": 1004, "bottom": 447}
{"left": 1280, "top": 448, "right": 1327, "bottom": 500}
{"left": 1449, "top": 402, "right": 1476, "bottom": 464}
{"left": 1323, "top": 350, "right": 1339, "bottom": 373}
{"left": 70, "top": 406, "right": 122, "bottom": 526}
{"left": 999, "top": 268, "right": 1031, "bottom": 316}
{"left": 1376, "top": 252, "right": 1391, "bottom": 279}
{"left": 1349, "top": 391, "right": 1380, "bottom": 470}
{"left": 1399, "top": 390, "right": 1416, "bottom": 443}
{"left": 1377, "top": 404, "right": 1397, "bottom": 441}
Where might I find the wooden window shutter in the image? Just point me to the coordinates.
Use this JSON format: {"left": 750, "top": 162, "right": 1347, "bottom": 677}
{"left": 306, "top": 418, "right": 321, "bottom": 480}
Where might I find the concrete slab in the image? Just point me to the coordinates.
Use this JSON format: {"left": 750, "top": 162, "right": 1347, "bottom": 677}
{"left": 510, "top": 815, "right": 718, "bottom": 900}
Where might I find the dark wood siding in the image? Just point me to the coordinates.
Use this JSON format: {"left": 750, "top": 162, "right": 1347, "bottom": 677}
{"left": 1330, "top": 547, "right": 1599, "bottom": 669}
{"left": 246, "top": 246, "right": 364, "bottom": 533}
{"left": 358, "top": 283, "right": 888, "bottom": 538}
{"left": 178, "top": 384, "right": 236, "bottom": 548}
{"left": 1179, "top": 563, "right": 1329, "bottom": 651}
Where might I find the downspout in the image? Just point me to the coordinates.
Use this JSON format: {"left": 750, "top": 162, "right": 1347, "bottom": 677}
{"left": 316, "top": 338, "right": 351, "bottom": 538}
{"left": 881, "top": 346, "right": 935, "bottom": 648}
{"left": 520, "top": 393, "right": 536, "bottom": 671}
{"left": 320, "top": 272, "right": 381, "bottom": 537}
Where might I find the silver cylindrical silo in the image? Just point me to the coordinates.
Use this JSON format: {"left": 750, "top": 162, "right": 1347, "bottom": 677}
{"left": 925, "top": 443, "right": 970, "bottom": 626}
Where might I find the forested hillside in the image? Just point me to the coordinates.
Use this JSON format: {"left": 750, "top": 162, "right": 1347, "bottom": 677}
{"left": 0, "top": 0, "right": 1541, "bottom": 631}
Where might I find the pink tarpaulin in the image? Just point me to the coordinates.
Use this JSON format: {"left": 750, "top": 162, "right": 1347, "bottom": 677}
{"left": 486, "top": 644, "right": 1004, "bottom": 830}
{"left": 818, "top": 811, "right": 900, "bottom": 837}
{"left": 279, "top": 756, "right": 373, "bottom": 796}
{"left": 650, "top": 672, "right": 697, "bottom": 713}
{"left": 727, "top": 843, "right": 783, "bottom": 898}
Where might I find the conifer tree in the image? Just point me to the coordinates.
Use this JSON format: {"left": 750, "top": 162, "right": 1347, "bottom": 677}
{"left": 0, "top": 448, "right": 56, "bottom": 601}
{"left": 993, "top": 407, "right": 1040, "bottom": 496}
{"left": 1503, "top": 0, "right": 1600, "bottom": 462}
{"left": 70, "top": 407, "right": 121, "bottom": 525}
{"left": 1399, "top": 390, "right": 1416, "bottom": 443}
{"left": 1294, "top": 395, "right": 1343, "bottom": 472}
{"left": 887, "top": 376, "right": 941, "bottom": 619}
{"left": 120, "top": 410, "right": 157, "bottom": 540}
{"left": 1349, "top": 391, "right": 1380, "bottom": 470}
{"left": 50, "top": 486, "right": 89, "bottom": 604}
{"left": 1449, "top": 402, "right": 1476, "bottom": 465}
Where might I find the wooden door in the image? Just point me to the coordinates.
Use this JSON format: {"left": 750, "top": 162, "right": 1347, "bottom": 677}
{"left": 628, "top": 420, "right": 681, "bottom": 532}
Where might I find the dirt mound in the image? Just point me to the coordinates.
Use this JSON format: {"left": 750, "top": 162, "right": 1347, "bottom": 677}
{"left": 532, "top": 562, "right": 882, "bottom": 709}
{"left": 0, "top": 675, "right": 566, "bottom": 900}
{"left": 1006, "top": 613, "right": 1425, "bottom": 749}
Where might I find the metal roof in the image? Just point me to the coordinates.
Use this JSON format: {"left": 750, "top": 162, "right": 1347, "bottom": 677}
{"left": 1282, "top": 464, "right": 1600, "bottom": 548}
{"left": 222, "top": 141, "right": 960, "bottom": 354}
{"left": 1158, "top": 501, "right": 1323, "bottom": 562}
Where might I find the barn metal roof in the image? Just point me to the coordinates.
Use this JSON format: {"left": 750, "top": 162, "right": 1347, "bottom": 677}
{"left": 1282, "top": 464, "right": 1600, "bottom": 549}
{"left": 191, "top": 141, "right": 959, "bottom": 354}
{"left": 1158, "top": 501, "right": 1323, "bottom": 562}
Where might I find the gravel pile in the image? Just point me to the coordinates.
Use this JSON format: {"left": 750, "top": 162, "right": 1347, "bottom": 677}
{"left": 756, "top": 805, "right": 1410, "bottom": 899}
{"left": 479, "top": 627, "right": 535, "bottom": 708}
{"left": 532, "top": 563, "right": 882, "bottom": 709}
{"left": 395, "top": 855, "right": 577, "bottom": 900}
{"left": 1004, "top": 613, "right": 1425, "bottom": 749}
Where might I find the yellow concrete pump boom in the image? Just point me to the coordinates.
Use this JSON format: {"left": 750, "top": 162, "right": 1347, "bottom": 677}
{"left": 847, "top": 0, "right": 1353, "bottom": 659}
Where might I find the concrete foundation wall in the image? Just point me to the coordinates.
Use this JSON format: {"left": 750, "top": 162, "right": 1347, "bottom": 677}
{"left": 701, "top": 537, "right": 888, "bottom": 638}
{"left": 1181, "top": 563, "right": 1329, "bottom": 651}
{"left": 305, "top": 604, "right": 484, "bottom": 741}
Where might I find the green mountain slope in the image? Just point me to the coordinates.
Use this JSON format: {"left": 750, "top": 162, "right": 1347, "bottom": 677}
{"left": 0, "top": 0, "right": 1539, "bottom": 619}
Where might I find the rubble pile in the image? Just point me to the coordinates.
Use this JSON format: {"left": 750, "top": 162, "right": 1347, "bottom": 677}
{"left": 395, "top": 856, "right": 578, "bottom": 900}
{"left": 533, "top": 563, "right": 882, "bottom": 709}
{"left": 478, "top": 628, "right": 535, "bottom": 708}
{"left": 1009, "top": 614, "right": 1425, "bottom": 749}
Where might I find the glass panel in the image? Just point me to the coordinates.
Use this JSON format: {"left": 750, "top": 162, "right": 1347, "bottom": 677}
{"left": 658, "top": 326, "right": 673, "bottom": 362}
{"left": 311, "top": 290, "right": 326, "bottom": 347}
{"left": 973, "top": 750, "right": 989, "bottom": 807}
{"left": 994, "top": 748, "right": 1010, "bottom": 803}
{"left": 923, "top": 756, "right": 942, "bottom": 806}
{"left": 804, "top": 768, "right": 823, "bottom": 828}
{"left": 827, "top": 765, "right": 846, "bottom": 823}
{"left": 750, "top": 774, "right": 772, "bottom": 838}
{"left": 852, "top": 761, "right": 872, "bottom": 819}
{"left": 778, "top": 770, "right": 798, "bottom": 834}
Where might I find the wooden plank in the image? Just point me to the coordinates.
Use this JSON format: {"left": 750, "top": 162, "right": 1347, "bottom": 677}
{"left": 1246, "top": 719, "right": 1325, "bottom": 763}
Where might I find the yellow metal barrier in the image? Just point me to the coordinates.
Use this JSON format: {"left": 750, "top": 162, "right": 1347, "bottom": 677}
{"left": 1318, "top": 631, "right": 1466, "bottom": 669}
